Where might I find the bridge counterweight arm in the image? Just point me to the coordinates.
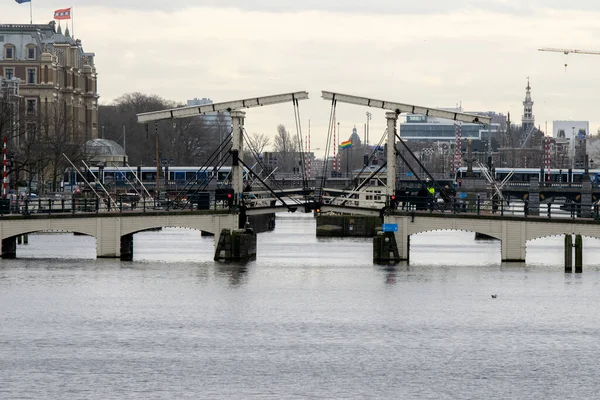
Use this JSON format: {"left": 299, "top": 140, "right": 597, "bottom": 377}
{"left": 321, "top": 91, "right": 491, "bottom": 125}
{"left": 137, "top": 91, "right": 309, "bottom": 123}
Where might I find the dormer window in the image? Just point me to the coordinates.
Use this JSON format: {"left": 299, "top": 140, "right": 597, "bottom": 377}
{"left": 27, "top": 46, "right": 36, "bottom": 60}
{"left": 4, "top": 45, "right": 15, "bottom": 60}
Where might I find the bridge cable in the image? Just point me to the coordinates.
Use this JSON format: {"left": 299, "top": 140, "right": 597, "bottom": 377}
{"left": 324, "top": 129, "right": 388, "bottom": 206}
{"left": 62, "top": 153, "right": 104, "bottom": 204}
{"left": 393, "top": 130, "right": 445, "bottom": 194}
{"left": 241, "top": 128, "right": 303, "bottom": 206}
{"left": 237, "top": 157, "right": 297, "bottom": 211}
{"left": 318, "top": 97, "right": 338, "bottom": 201}
{"left": 170, "top": 135, "right": 234, "bottom": 208}
{"left": 292, "top": 97, "right": 309, "bottom": 192}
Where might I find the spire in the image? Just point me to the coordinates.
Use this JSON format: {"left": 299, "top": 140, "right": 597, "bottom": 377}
{"left": 521, "top": 77, "right": 535, "bottom": 145}
{"left": 57, "top": 24, "right": 62, "bottom": 35}
{"left": 65, "top": 26, "right": 70, "bottom": 38}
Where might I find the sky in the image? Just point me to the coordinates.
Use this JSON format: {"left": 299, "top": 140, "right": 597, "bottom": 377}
{"left": 4, "top": 0, "right": 600, "bottom": 153}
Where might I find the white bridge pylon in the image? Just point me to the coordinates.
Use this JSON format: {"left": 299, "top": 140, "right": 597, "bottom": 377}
{"left": 321, "top": 91, "right": 492, "bottom": 199}
{"left": 136, "top": 91, "right": 309, "bottom": 198}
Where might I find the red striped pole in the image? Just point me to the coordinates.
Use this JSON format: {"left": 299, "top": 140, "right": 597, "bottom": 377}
{"left": 546, "top": 136, "right": 551, "bottom": 181}
{"left": 307, "top": 122, "right": 311, "bottom": 180}
{"left": 3, "top": 137, "right": 7, "bottom": 199}
{"left": 333, "top": 119, "right": 337, "bottom": 173}
{"left": 337, "top": 122, "right": 341, "bottom": 174}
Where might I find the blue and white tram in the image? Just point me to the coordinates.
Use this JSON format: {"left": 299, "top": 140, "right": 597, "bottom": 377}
{"left": 63, "top": 165, "right": 239, "bottom": 189}
{"left": 455, "top": 167, "right": 600, "bottom": 185}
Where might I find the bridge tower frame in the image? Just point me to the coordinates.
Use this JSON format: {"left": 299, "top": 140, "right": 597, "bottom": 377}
{"left": 136, "top": 91, "right": 309, "bottom": 203}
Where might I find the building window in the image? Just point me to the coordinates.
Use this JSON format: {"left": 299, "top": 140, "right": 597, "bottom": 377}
{"left": 4, "top": 45, "right": 15, "bottom": 60}
{"left": 27, "top": 68, "right": 36, "bottom": 84}
{"left": 27, "top": 47, "right": 36, "bottom": 59}
{"left": 26, "top": 99, "right": 36, "bottom": 114}
{"left": 26, "top": 123, "right": 37, "bottom": 136}
{"left": 4, "top": 68, "right": 14, "bottom": 80}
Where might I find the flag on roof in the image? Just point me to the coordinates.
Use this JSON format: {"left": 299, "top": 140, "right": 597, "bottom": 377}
{"left": 15, "top": 0, "right": 31, "bottom": 4}
{"left": 340, "top": 140, "right": 352, "bottom": 149}
{"left": 54, "top": 7, "right": 71, "bottom": 20}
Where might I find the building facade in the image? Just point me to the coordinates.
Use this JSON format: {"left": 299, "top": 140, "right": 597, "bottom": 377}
{"left": 398, "top": 110, "right": 502, "bottom": 144}
{"left": 0, "top": 21, "right": 99, "bottom": 145}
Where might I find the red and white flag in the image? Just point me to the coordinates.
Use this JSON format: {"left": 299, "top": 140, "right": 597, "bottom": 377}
{"left": 54, "top": 8, "right": 71, "bottom": 20}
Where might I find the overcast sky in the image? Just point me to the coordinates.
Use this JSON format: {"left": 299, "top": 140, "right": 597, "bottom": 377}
{"left": 5, "top": 0, "right": 600, "bottom": 152}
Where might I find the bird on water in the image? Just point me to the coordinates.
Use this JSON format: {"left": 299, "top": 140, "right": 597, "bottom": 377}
{"left": 491, "top": 294, "right": 498, "bottom": 299}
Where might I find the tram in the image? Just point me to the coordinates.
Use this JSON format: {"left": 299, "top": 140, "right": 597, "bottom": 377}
{"left": 63, "top": 165, "right": 241, "bottom": 190}
{"left": 455, "top": 167, "right": 600, "bottom": 185}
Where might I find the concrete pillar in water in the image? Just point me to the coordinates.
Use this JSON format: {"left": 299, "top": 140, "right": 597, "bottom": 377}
{"left": 373, "top": 231, "right": 401, "bottom": 264}
{"left": 564, "top": 234, "right": 572, "bottom": 273}
{"left": 214, "top": 228, "right": 257, "bottom": 261}
{"left": 23, "top": 234, "right": 28, "bottom": 245}
{"left": 17, "top": 235, "right": 22, "bottom": 245}
{"left": 575, "top": 234, "right": 583, "bottom": 273}
{"left": 1, "top": 237, "right": 17, "bottom": 259}
{"left": 120, "top": 234, "right": 134, "bottom": 261}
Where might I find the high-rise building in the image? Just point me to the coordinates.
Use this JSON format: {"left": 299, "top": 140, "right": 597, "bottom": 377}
{"left": 186, "top": 97, "right": 232, "bottom": 130}
{"left": 0, "top": 21, "right": 99, "bottom": 145}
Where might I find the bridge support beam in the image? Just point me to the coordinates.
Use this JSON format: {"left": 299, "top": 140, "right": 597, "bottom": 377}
{"left": 120, "top": 233, "right": 134, "bottom": 261}
{"left": 214, "top": 228, "right": 256, "bottom": 261}
{"left": 500, "top": 221, "right": 526, "bottom": 262}
{"left": 1, "top": 236, "right": 16, "bottom": 259}
{"left": 231, "top": 111, "right": 246, "bottom": 201}
{"left": 527, "top": 178, "right": 540, "bottom": 216}
{"left": 581, "top": 182, "right": 592, "bottom": 218}
{"left": 385, "top": 112, "right": 398, "bottom": 199}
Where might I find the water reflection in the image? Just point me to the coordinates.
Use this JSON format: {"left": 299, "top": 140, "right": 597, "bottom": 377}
{"left": 215, "top": 262, "right": 249, "bottom": 287}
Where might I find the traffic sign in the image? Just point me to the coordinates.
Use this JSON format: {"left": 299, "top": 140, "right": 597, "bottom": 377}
{"left": 382, "top": 223, "right": 398, "bottom": 232}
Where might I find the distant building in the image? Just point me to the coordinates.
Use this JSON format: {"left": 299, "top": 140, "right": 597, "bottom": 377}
{"left": 186, "top": 97, "right": 232, "bottom": 132}
{"left": 553, "top": 120, "right": 589, "bottom": 166}
{"left": 399, "top": 109, "right": 501, "bottom": 144}
{"left": 347, "top": 126, "right": 361, "bottom": 146}
{"left": 0, "top": 21, "right": 99, "bottom": 144}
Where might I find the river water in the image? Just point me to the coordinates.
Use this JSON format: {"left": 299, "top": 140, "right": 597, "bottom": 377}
{"left": 2, "top": 213, "right": 600, "bottom": 399}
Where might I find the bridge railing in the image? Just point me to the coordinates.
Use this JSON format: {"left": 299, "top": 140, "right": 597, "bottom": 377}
{"left": 394, "top": 195, "right": 600, "bottom": 220}
{"left": 0, "top": 194, "right": 236, "bottom": 216}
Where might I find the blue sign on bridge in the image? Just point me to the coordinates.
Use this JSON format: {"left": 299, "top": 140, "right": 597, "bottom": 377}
{"left": 382, "top": 223, "right": 398, "bottom": 232}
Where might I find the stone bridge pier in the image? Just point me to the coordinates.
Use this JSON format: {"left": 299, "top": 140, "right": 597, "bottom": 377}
{"left": 0, "top": 212, "right": 251, "bottom": 261}
{"left": 380, "top": 213, "right": 600, "bottom": 264}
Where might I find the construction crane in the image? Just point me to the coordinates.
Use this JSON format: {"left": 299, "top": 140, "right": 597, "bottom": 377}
{"left": 538, "top": 48, "right": 600, "bottom": 71}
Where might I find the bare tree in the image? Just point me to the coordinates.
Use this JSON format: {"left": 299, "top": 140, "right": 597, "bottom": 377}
{"left": 273, "top": 124, "right": 298, "bottom": 172}
{"left": 41, "top": 102, "right": 90, "bottom": 191}
{"left": 244, "top": 132, "right": 271, "bottom": 165}
{"left": 98, "top": 93, "right": 175, "bottom": 165}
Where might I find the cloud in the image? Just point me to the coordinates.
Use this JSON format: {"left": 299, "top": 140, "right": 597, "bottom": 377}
{"left": 5, "top": 3, "right": 600, "bottom": 151}
{"left": 38, "top": 0, "right": 600, "bottom": 14}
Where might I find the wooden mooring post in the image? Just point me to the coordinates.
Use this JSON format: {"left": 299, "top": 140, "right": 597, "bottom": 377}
{"left": 565, "top": 234, "right": 583, "bottom": 273}
{"left": 575, "top": 234, "right": 583, "bottom": 273}
{"left": 564, "top": 234, "right": 572, "bottom": 273}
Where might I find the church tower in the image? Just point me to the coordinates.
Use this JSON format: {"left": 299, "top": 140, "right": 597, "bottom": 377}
{"left": 521, "top": 77, "right": 535, "bottom": 135}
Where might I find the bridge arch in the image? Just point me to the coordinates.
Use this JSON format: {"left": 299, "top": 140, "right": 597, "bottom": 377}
{"left": 120, "top": 214, "right": 230, "bottom": 237}
{"left": 525, "top": 222, "right": 600, "bottom": 243}
{"left": 408, "top": 227, "right": 501, "bottom": 241}
{"left": 0, "top": 220, "right": 98, "bottom": 241}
